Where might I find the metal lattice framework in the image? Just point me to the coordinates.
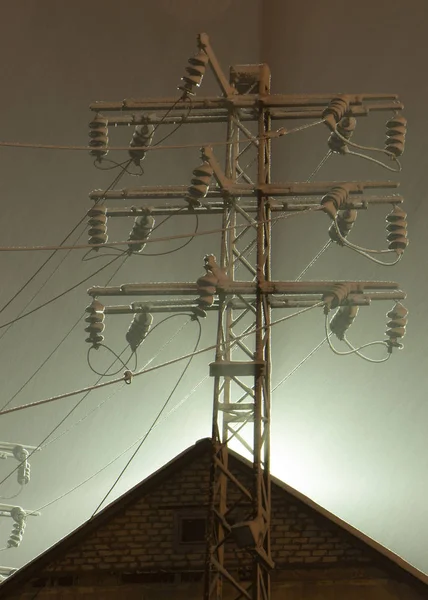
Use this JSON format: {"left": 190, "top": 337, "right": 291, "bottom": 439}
{"left": 86, "top": 34, "right": 407, "bottom": 600}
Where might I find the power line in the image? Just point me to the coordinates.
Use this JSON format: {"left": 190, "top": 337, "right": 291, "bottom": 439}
{"left": 0, "top": 226, "right": 86, "bottom": 344}
{"left": 0, "top": 216, "right": 87, "bottom": 318}
{"left": 0, "top": 121, "right": 322, "bottom": 154}
{"left": 0, "top": 208, "right": 321, "bottom": 253}
{"left": 0, "top": 253, "right": 125, "bottom": 332}
{"left": 0, "top": 303, "right": 323, "bottom": 417}
{"left": 0, "top": 256, "right": 129, "bottom": 490}
{"left": 41, "top": 315, "right": 191, "bottom": 452}
{"left": 91, "top": 317, "right": 201, "bottom": 516}
{"left": 0, "top": 145, "right": 131, "bottom": 317}
{"left": 28, "top": 323, "right": 203, "bottom": 517}
{"left": 0, "top": 314, "right": 83, "bottom": 413}
{"left": 295, "top": 241, "right": 332, "bottom": 281}
{"left": 26, "top": 318, "right": 329, "bottom": 519}
{"left": 272, "top": 337, "right": 328, "bottom": 392}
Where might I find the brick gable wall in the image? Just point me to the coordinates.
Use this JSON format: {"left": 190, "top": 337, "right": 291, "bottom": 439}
{"left": 2, "top": 446, "right": 426, "bottom": 600}
{"left": 38, "top": 451, "right": 371, "bottom": 576}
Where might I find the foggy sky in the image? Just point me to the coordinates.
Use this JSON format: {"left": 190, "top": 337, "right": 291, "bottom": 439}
{"left": 0, "top": 0, "right": 427, "bottom": 577}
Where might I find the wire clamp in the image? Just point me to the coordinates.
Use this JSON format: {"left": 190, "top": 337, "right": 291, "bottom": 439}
{"left": 123, "top": 370, "right": 133, "bottom": 385}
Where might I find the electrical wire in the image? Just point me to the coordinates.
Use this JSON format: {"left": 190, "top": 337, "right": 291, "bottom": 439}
{"left": 272, "top": 336, "right": 329, "bottom": 392}
{"left": 0, "top": 234, "right": 126, "bottom": 412}
{"left": 0, "top": 143, "right": 131, "bottom": 318}
{"left": 91, "top": 316, "right": 201, "bottom": 516}
{"left": 0, "top": 483, "right": 24, "bottom": 501}
{"left": 0, "top": 315, "right": 84, "bottom": 413}
{"left": 41, "top": 315, "right": 191, "bottom": 451}
{"left": 0, "top": 255, "right": 129, "bottom": 489}
{"left": 87, "top": 344, "right": 136, "bottom": 378}
{"left": 82, "top": 246, "right": 125, "bottom": 261}
{"left": 138, "top": 214, "right": 199, "bottom": 257}
{"left": 324, "top": 313, "right": 390, "bottom": 360}
{"left": 94, "top": 158, "right": 143, "bottom": 176}
{"left": 150, "top": 96, "right": 193, "bottom": 148}
{"left": 307, "top": 150, "right": 332, "bottom": 181}
{"left": 343, "top": 336, "right": 390, "bottom": 363}
{"left": 81, "top": 208, "right": 194, "bottom": 261}
{"left": 0, "top": 302, "right": 323, "bottom": 418}
{"left": 0, "top": 98, "right": 196, "bottom": 482}
{"left": 0, "top": 227, "right": 86, "bottom": 345}
{"left": 0, "top": 118, "right": 329, "bottom": 155}
{"left": 16, "top": 306, "right": 332, "bottom": 522}
{"left": 0, "top": 216, "right": 87, "bottom": 318}
{"left": 28, "top": 367, "right": 203, "bottom": 517}
{"left": 295, "top": 241, "right": 332, "bottom": 281}
{"left": 333, "top": 218, "right": 403, "bottom": 266}
{"left": 345, "top": 244, "right": 402, "bottom": 266}
{"left": 0, "top": 253, "right": 126, "bottom": 332}
{"left": 0, "top": 208, "right": 323, "bottom": 254}
{"left": 86, "top": 312, "right": 191, "bottom": 377}
{"left": 331, "top": 126, "right": 401, "bottom": 172}
{"left": 345, "top": 149, "right": 401, "bottom": 173}
{"left": 0, "top": 313, "right": 193, "bottom": 500}
{"left": 273, "top": 120, "right": 324, "bottom": 137}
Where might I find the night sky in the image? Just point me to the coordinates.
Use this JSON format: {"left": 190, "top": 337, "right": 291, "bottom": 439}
{"left": 0, "top": 0, "right": 427, "bottom": 576}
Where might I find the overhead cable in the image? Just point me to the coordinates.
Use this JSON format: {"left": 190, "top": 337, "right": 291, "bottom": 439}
{"left": 0, "top": 208, "right": 321, "bottom": 253}
{"left": 91, "top": 317, "right": 201, "bottom": 515}
{"left": 0, "top": 302, "right": 323, "bottom": 417}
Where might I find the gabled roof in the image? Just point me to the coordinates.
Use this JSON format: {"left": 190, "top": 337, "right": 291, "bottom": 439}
{"left": 1, "top": 437, "right": 427, "bottom": 596}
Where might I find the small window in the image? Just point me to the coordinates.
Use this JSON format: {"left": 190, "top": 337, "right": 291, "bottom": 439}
{"left": 180, "top": 517, "right": 206, "bottom": 544}
{"left": 175, "top": 510, "right": 207, "bottom": 551}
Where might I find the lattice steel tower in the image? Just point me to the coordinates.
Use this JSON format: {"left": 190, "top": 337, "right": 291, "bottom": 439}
{"left": 85, "top": 34, "right": 407, "bottom": 600}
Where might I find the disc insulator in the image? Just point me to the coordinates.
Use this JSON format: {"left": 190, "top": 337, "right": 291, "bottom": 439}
{"left": 386, "top": 206, "right": 408, "bottom": 253}
{"left": 178, "top": 50, "right": 209, "bottom": 96}
{"left": 127, "top": 210, "right": 155, "bottom": 253}
{"left": 89, "top": 114, "right": 109, "bottom": 161}
{"left": 85, "top": 299, "right": 105, "bottom": 348}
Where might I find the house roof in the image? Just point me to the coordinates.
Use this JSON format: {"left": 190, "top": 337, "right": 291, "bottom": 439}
{"left": 0, "top": 437, "right": 427, "bottom": 595}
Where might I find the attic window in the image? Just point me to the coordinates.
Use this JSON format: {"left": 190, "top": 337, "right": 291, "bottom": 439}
{"left": 175, "top": 511, "right": 207, "bottom": 549}
{"left": 180, "top": 517, "right": 206, "bottom": 543}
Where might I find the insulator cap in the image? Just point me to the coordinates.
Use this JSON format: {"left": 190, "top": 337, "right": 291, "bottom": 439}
{"left": 128, "top": 211, "right": 155, "bottom": 253}
{"left": 329, "top": 305, "right": 359, "bottom": 340}
{"left": 188, "top": 51, "right": 209, "bottom": 68}
{"left": 178, "top": 50, "right": 209, "bottom": 96}
{"left": 329, "top": 209, "right": 357, "bottom": 244}
{"left": 323, "top": 283, "right": 352, "bottom": 311}
{"left": 87, "top": 205, "right": 107, "bottom": 218}
{"left": 85, "top": 300, "right": 105, "bottom": 348}
{"left": 12, "top": 445, "right": 28, "bottom": 461}
{"left": 321, "top": 186, "right": 350, "bottom": 220}
{"left": 126, "top": 312, "right": 153, "bottom": 352}
{"left": 323, "top": 96, "right": 350, "bottom": 129}
{"left": 10, "top": 507, "right": 26, "bottom": 523}
{"left": 89, "top": 114, "right": 109, "bottom": 160}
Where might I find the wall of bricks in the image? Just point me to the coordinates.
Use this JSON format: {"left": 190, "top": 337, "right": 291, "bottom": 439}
{"left": 2, "top": 447, "right": 426, "bottom": 600}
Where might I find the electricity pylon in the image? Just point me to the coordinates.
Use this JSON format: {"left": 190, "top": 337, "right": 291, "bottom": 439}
{"left": 85, "top": 34, "right": 407, "bottom": 600}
